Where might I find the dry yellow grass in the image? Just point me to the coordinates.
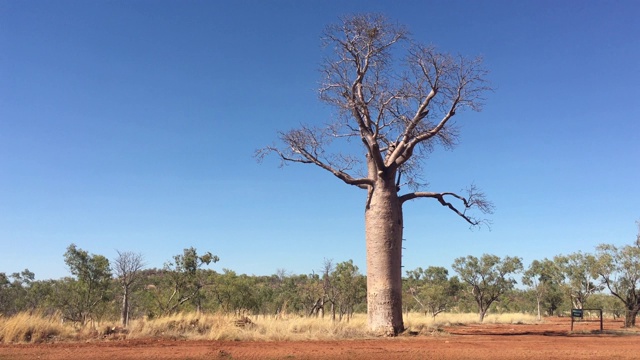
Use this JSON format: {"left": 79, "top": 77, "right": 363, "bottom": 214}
{"left": 403, "top": 312, "right": 540, "bottom": 334}
{"left": 0, "top": 311, "right": 540, "bottom": 343}
{"left": 0, "top": 312, "right": 71, "bottom": 343}
{"left": 127, "top": 313, "right": 372, "bottom": 341}
{"left": 239, "top": 314, "right": 370, "bottom": 341}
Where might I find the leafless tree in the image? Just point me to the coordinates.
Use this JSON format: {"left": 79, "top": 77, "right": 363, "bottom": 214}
{"left": 114, "top": 250, "right": 145, "bottom": 327}
{"left": 258, "top": 14, "right": 493, "bottom": 335}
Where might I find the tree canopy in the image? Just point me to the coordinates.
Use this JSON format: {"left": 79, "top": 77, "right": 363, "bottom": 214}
{"left": 453, "top": 254, "right": 523, "bottom": 322}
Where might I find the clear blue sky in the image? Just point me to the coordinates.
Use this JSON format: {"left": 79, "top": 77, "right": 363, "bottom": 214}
{"left": 1, "top": 0, "right": 638, "bottom": 280}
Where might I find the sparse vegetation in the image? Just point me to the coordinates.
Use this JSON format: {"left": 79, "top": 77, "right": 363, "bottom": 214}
{"left": 0, "top": 311, "right": 542, "bottom": 343}
{"left": 2, "top": 222, "right": 640, "bottom": 343}
{"left": 403, "top": 312, "right": 539, "bottom": 334}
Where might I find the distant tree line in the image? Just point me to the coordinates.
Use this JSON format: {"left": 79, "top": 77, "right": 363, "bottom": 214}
{"left": 1, "top": 223, "right": 638, "bottom": 327}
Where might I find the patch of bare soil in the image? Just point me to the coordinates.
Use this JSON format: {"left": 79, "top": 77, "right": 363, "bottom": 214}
{"left": 1, "top": 318, "right": 639, "bottom": 360}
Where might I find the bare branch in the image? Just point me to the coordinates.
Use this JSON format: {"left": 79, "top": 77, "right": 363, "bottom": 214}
{"left": 388, "top": 46, "right": 491, "bottom": 170}
{"left": 399, "top": 184, "right": 493, "bottom": 227}
{"left": 256, "top": 125, "right": 372, "bottom": 188}
{"left": 320, "top": 14, "right": 408, "bottom": 174}
{"left": 114, "top": 251, "right": 145, "bottom": 287}
{"left": 259, "top": 13, "right": 491, "bottom": 205}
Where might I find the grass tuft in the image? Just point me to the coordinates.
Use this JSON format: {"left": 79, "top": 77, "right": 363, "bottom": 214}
{"left": 0, "top": 312, "right": 71, "bottom": 343}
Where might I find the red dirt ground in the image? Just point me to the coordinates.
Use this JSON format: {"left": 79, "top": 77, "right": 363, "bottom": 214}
{"left": 1, "top": 318, "right": 639, "bottom": 360}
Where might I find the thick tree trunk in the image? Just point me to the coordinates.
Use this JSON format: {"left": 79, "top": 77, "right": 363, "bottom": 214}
{"left": 365, "top": 180, "right": 404, "bottom": 335}
{"left": 624, "top": 307, "right": 639, "bottom": 328}
{"left": 121, "top": 286, "right": 129, "bottom": 327}
{"left": 476, "top": 298, "right": 489, "bottom": 323}
{"left": 479, "top": 309, "right": 487, "bottom": 323}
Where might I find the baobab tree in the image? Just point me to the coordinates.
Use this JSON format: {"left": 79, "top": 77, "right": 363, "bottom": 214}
{"left": 258, "top": 14, "right": 492, "bottom": 335}
{"left": 114, "top": 250, "right": 145, "bottom": 327}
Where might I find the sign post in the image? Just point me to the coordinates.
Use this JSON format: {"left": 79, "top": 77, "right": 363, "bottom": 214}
{"left": 570, "top": 308, "right": 602, "bottom": 332}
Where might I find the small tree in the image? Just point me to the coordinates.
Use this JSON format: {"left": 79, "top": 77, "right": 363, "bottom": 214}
{"left": 0, "top": 273, "right": 9, "bottom": 314}
{"left": 210, "top": 269, "right": 259, "bottom": 314}
{"left": 259, "top": 13, "right": 492, "bottom": 335}
{"left": 523, "top": 259, "right": 564, "bottom": 319}
{"left": 321, "top": 259, "right": 335, "bottom": 320}
{"left": 265, "top": 270, "right": 308, "bottom": 316}
{"left": 405, "top": 266, "right": 460, "bottom": 319}
{"left": 330, "top": 260, "right": 366, "bottom": 321}
{"left": 151, "top": 247, "right": 219, "bottom": 315}
{"left": 300, "top": 272, "right": 326, "bottom": 317}
{"left": 452, "top": 254, "right": 523, "bottom": 322}
{"left": 595, "top": 224, "right": 640, "bottom": 327}
{"left": 63, "top": 244, "right": 112, "bottom": 325}
{"left": 0, "top": 269, "right": 35, "bottom": 315}
{"left": 555, "top": 252, "right": 602, "bottom": 310}
{"left": 113, "top": 250, "right": 145, "bottom": 327}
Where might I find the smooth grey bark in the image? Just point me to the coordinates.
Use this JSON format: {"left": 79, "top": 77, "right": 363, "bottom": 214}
{"left": 121, "top": 287, "right": 130, "bottom": 327}
{"left": 365, "top": 177, "right": 404, "bottom": 334}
